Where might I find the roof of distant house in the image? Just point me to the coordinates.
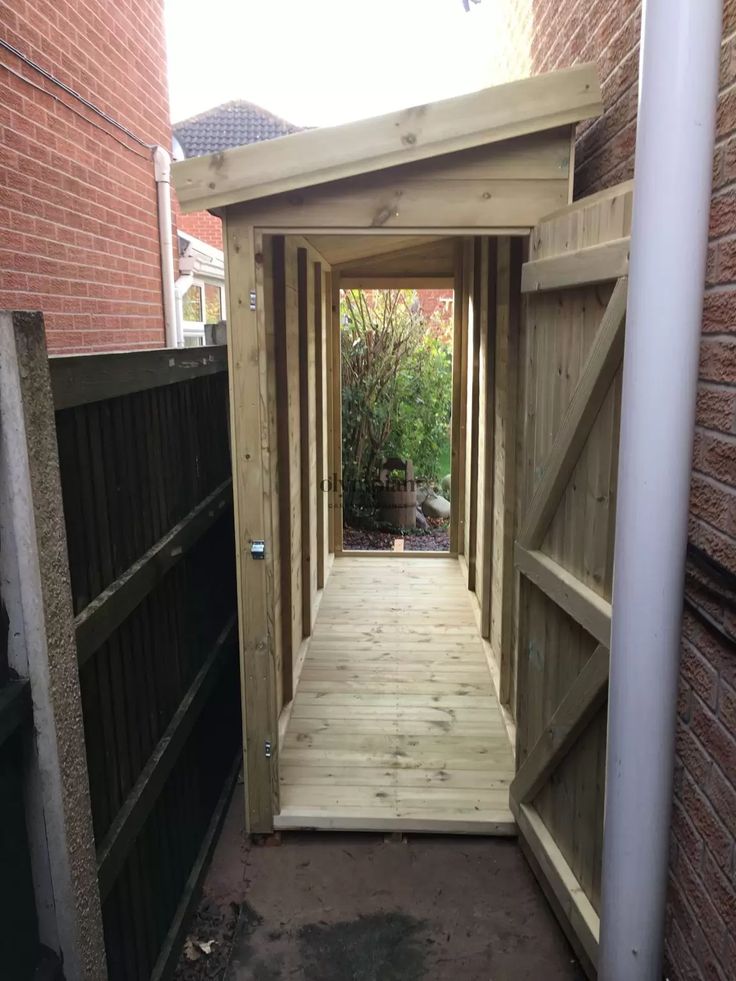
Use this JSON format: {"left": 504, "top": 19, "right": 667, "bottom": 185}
{"left": 173, "top": 100, "right": 301, "bottom": 158}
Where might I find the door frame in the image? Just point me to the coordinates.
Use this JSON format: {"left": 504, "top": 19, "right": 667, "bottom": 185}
{"left": 225, "top": 222, "right": 531, "bottom": 833}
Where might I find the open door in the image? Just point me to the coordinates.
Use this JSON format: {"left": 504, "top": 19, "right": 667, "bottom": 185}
{"left": 510, "top": 182, "right": 633, "bottom": 977}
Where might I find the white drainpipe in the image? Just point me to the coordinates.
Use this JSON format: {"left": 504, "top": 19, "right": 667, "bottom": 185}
{"left": 598, "top": 1, "right": 722, "bottom": 979}
{"left": 153, "top": 145, "right": 179, "bottom": 347}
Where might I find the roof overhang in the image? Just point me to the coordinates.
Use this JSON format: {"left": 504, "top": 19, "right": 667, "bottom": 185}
{"left": 173, "top": 64, "right": 602, "bottom": 214}
{"left": 177, "top": 230, "right": 225, "bottom": 278}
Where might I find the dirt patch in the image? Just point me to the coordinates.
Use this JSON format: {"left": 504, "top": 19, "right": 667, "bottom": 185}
{"left": 342, "top": 525, "right": 450, "bottom": 551}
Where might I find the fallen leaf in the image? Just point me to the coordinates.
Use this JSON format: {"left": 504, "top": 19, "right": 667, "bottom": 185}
{"left": 183, "top": 939, "right": 200, "bottom": 962}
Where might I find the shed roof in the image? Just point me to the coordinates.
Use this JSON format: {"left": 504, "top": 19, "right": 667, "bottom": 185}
{"left": 173, "top": 64, "right": 601, "bottom": 215}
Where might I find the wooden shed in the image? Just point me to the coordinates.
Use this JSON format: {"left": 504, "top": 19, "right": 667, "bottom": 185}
{"left": 174, "top": 63, "right": 633, "bottom": 973}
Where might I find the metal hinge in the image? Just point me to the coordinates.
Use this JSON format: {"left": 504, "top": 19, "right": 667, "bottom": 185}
{"left": 249, "top": 289, "right": 257, "bottom": 311}
{"left": 251, "top": 540, "right": 265, "bottom": 560}
{"left": 264, "top": 740, "right": 272, "bottom": 759}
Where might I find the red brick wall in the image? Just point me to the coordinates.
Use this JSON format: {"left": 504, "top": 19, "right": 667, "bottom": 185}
{"left": 0, "top": 0, "right": 173, "bottom": 352}
{"left": 178, "top": 209, "right": 223, "bottom": 251}
{"left": 532, "top": 0, "right": 641, "bottom": 195}
{"left": 530, "top": 3, "right": 736, "bottom": 979}
{"left": 416, "top": 287, "right": 454, "bottom": 338}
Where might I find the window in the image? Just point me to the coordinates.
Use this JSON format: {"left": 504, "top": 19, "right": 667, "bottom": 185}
{"left": 178, "top": 278, "right": 226, "bottom": 347}
{"left": 205, "top": 283, "right": 222, "bottom": 323}
{"left": 183, "top": 284, "right": 203, "bottom": 322}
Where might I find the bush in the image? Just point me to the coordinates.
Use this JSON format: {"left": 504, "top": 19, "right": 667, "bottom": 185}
{"left": 384, "top": 333, "right": 453, "bottom": 483}
{"left": 340, "top": 289, "right": 453, "bottom": 520}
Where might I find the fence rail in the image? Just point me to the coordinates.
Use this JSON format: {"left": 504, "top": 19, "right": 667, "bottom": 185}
{"left": 50, "top": 344, "right": 240, "bottom": 980}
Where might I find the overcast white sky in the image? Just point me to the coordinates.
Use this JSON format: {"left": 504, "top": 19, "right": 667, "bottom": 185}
{"left": 165, "top": 0, "right": 521, "bottom": 127}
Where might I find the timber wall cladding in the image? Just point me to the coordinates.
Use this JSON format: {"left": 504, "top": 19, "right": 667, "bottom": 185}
{"left": 510, "top": 183, "right": 633, "bottom": 975}
{"left": 50, "top": 348, "right": 241, "bottom": 981}
{"left": 268, "top": 236, "right": 330, "bottom": 713}
{"left": 459, "top": 235, "right": 523, "bottom": 706}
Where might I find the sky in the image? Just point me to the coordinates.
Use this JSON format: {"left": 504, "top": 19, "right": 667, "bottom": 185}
{"left": 165, "top": 0, "right": 527, "bottom": 128}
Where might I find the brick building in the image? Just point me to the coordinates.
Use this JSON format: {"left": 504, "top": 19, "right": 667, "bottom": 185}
{"left": 504, "top": 3, "right": 735, "bottom": 978}
{"left": 0, "top": 0, "right": 174, "bottom": 352}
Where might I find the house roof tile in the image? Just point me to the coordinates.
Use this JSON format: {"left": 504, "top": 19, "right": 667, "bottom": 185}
{"left": 173, "top": 100, "right": 300, "bottom": 158}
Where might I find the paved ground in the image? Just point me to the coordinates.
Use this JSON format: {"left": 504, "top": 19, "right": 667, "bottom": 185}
{"left": 174, "top": 789, "right": 584, "bottom": 981}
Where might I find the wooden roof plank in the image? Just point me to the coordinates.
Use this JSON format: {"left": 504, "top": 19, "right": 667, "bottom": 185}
{"left": 173, "top": 64, "right": 602, "bottom": 213}
{"left": 305, "top": 234, "right": 445, "bottom": 266}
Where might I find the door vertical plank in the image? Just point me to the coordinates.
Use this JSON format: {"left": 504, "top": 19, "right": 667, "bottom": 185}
{"left": 223, "top": 216, "right": 279, "bottom": 832}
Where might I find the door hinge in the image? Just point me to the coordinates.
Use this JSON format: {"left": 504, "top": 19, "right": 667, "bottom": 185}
{"left": 249, "top": 289, "right": 257, "bottom": 311}
{"left": 264, "top": 740, "right": 272, "bottom": 759}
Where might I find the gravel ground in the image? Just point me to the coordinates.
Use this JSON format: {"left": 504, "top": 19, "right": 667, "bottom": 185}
{"left": 342, "top": 524, "right": 450, "bottom": 551}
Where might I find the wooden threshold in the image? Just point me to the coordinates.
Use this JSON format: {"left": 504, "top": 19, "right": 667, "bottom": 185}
{"left": 275, "top": 556, "right": 516, "bottom": 835}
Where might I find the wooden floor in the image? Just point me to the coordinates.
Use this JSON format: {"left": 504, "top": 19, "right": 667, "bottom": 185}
{"left": 275, "top": 556, "right": 516, "bottom": 834}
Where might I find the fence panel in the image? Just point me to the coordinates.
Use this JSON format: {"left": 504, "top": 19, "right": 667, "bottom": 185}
{"left": 50, "top": 346, "right": 241, "bottom": 981}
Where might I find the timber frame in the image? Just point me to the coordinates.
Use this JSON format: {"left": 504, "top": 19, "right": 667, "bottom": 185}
{"left": 172, "top": 65, "right": 633, "bottom": 975}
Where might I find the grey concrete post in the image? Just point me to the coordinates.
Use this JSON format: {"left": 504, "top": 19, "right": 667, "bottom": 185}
{"left": 0, "top": 311, "right": 107, "bottom": 979}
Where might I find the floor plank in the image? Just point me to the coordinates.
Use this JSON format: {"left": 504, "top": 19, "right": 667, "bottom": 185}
{"left": 276, "top": 556, "right": 516, "bottom": 834}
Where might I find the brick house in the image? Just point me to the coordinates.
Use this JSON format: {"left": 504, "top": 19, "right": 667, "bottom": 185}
{"left": 170, "top": 100, "right": 301, "bottom": 345}
{"left": 488, "top": 2, "right": 735, "bottom": 978}
{"left": 0, "top": 0, "right": 175, "bottom": 353}
{"left": 173, "top": 100, "right": 300, "bottom": 251}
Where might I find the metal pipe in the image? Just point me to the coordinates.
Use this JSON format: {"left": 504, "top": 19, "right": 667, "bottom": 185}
{"left": 598, "top": 1, "right": 722, "bottom": 978}
{"left": 153, "top": 146, "right": 179, "bottom": 347}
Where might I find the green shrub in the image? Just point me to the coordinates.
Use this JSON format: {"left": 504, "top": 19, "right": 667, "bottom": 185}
{"left": 340, "top": 288, "right": 453, "bottom": 519}
{"left": 383, "top": 334, "right": 453, "bottom": 483}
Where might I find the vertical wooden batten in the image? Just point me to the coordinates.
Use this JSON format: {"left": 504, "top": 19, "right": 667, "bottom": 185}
{"left": 314, "top": 263, "right": 327, "bottom": 588}
{"left": 478, "top": 238, "right": 497, "bottom": 638}
{"left": 449, "top": 239, "right": 466, "bottom": 554}
{"left": 465, "top": 239, "right": 481, "bottom": 590}
{"left": 330, "top": 276, "right": 343, "bottom": 553}
{"left": 271, "top": 236, "right": 294, "bottom": 707}
{"left": 223, "top": 215, "right": 279, "bottom": 832}
{"left": 494, "top": 237, "right": 523, "bottom": 707}
{"left": 325, "top": 270, "right": 335, "bottom": 556}
{"left": 297, "top": 248, "right": 314, "bottom": 637}
{"left": 284, "top": 241, "right": 304, "bottom": 696}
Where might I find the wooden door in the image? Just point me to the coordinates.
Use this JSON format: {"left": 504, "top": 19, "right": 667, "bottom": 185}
{"left": 510, "top": 183, "right": 633, "bottom": 977}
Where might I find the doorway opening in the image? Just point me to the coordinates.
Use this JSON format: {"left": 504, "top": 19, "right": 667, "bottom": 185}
{"left": 270, "top": 231, "right": 519, "bottom": 835}
{"left": 339, "top": 286, "right": 455, "bottom": 553}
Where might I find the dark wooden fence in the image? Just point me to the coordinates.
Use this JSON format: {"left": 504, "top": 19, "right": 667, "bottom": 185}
{"left": 49, "top": 346, "right": 241, "bottom": 981}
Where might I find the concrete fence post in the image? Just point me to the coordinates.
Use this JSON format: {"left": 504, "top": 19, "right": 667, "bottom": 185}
{"left": 0, "top": 311, "right": 107, "bottom": 979}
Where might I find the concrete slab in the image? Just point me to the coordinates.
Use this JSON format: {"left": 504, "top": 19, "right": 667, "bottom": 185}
{"left": 174, "top": 793, "right": 584, "bottom": 981}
